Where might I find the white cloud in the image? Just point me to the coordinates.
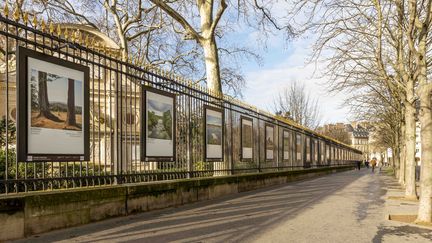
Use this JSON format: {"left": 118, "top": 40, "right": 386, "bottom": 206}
{"left": 242, "top": 37, "right": 350, "bottom": 124}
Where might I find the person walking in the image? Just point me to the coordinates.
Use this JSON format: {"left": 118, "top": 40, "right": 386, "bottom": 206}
{"left": 370, "top": 157, "right": 377, "bottom": 173}
{"left": 356, "top": 160, "right": 361, "bottom": 170}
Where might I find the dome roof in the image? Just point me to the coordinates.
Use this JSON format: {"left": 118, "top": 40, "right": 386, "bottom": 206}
{"left": 59, "top": 24, "right": 121, "bottom": 50}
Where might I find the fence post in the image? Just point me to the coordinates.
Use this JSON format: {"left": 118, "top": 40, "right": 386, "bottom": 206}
{"left": 276, "top": 120, "right": 279, "bottom": 171}
{"left": 187, "top": 94, "right": 192, "bottom": 178}
{"left": 113, "top": 62, "right": 121, "bottom": 184}
{"left": 229, "top": 104, "right": 234, "bottom": 175}
{"left": 257, "top": 112, "right": 261, "bottom": 173}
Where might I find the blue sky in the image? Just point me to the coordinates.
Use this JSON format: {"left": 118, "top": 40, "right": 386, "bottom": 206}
{"left": 234, "top": 31, "right": 350, "bottom": 124}
{"left": 217, "top": 2, "right": 352, "bottom": 125}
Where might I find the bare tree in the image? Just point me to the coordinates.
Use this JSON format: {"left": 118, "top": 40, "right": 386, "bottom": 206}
{"left": 292, "top": 0, "right": 432, "bottom": 222}
{"left": 317, "top": 124, "right": 351, "bottom": 145}
{"left": 147, "top": 0, "right": 295, "bottom": 94}
{"left": 291, "top": 0, "right": 418, "bottom": 199}
{"left": 273, "top": 81, "right": 322, "bottom": 130}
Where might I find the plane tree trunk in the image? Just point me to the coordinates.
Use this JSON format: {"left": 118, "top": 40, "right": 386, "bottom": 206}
{"left": 416, "top": 32, "right": 432, "bottom": 223}
{"left": 37, "top": 71, "right": 59, "bottom": 121}
{"left": 65, "top": 78, "right": 77, "bottom": 127}
{"left": 404, "top": 98, "right": 417, "bottom": 199}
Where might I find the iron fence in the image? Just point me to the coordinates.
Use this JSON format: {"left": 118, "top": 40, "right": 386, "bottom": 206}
{"left": 0, "top": 10, "right": 361, "bottom": 195}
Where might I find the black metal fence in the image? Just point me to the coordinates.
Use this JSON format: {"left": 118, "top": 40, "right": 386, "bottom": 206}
{"left": 0, "top": 10, "right": 361, "bottom": 195}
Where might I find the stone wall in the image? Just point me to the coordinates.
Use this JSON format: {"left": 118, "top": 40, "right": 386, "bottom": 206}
{"left": 0, "top": 166, "right": 354, "bottom": 241}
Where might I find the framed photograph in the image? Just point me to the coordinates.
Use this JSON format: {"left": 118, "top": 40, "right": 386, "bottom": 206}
{"left": 141, "top": 86, "right": 176, "bottom": 161}
{"left": 204, "top": 105, "right": 224, "bottom": 161}
{"left": 283, "top": 129, "right": 290, "bottom": 162}
{"left": 240, "top": 116, "right": 253, "bottom": 161}
{"left": 17, "top": 47, "right": 90, "bottom": 162}
{"left": 265, "top": 124, "right": 274, "bottom": 161}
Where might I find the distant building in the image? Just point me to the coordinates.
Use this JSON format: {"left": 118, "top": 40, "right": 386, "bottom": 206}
{"left": 319, "top": 120, "right": 422, "bottom": 164}
{"left": 345, "top": 122, "right": 371, "bottom": 160}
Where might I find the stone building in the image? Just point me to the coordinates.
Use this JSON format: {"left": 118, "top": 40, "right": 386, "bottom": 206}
{"left": 345, "top": 123, "right": 371, "bottom": 160}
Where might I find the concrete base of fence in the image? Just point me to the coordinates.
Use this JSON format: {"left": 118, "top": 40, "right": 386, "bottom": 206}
{"left": 0, "top": 166, "right": 354, "bottom": 241}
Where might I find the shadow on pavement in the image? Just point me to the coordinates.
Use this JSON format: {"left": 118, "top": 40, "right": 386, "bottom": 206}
{"left": 18, "top": 170, "right": 365, "bottom": 243}
{"left": 372, "top": 225, "right": 432, "bottom": 243}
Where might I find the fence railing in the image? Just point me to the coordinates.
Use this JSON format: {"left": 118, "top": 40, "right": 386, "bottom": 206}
{"left": 0, "top": 9, "right": 361, "bottom": 195}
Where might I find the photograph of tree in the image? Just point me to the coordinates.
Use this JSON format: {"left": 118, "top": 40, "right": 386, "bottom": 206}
{"left": 266, "top": 125, "right": 274, "bottom": 150}
{"left": 283, "top": 130, "right": 290, "bottom": 160}
{"left": 266, "top": 125, "right": 274, "bottom": 160}
{"left": 242, "top": 121, "right": 253, "bottom": 148}
{"left": 30, "top": 69, "right": 83, "bottom": 131}
{"left": 241, "top": 117, "right": 253, "bottom": 160}
{"left": 206, "top": 114, "right": 222, "bottom": 145}
{"left": 147, "top": 99, "right": 173, "bottom": 140}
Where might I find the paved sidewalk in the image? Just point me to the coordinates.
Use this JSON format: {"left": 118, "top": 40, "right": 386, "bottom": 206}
{"left": 16, "top": 168, "right": 432, "bottom": 243}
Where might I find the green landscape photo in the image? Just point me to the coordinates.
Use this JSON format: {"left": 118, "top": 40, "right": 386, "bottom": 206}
{"left": 147, "top": 98, "right": 173, "bottom": 140}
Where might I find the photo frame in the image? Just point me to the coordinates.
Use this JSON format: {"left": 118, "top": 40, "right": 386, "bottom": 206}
{"left": 204, "top": 105, "right": 224, "bottom": 161}
{"left": 141, "top": 86, "right": 176, "bottom": 162}
{"left": 283, "top": 129, "right": 290, "bottom": 162}
{"left": 265, "top": 124, "right": 275, "bottom": 161}
{"left": 240, "top": 116, "right": 253, "bottom": 161}
{"left": 17, "top": 46, "right": 90, "bottom": 162}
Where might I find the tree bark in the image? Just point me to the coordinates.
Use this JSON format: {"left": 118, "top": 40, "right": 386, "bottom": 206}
{"left": 416, "top": 86, "right": 432, "bottom": 222}
{"left": 37, "top": 71, "right": 59, "bottom": 121}
{"left": 416, "top": 32, "right": 432, "bottom": 223}
{"left": 198, "top": 0, "right": 223, "bottom": 95}
{"left": 404, "top": 98, "right": 417, "bottom": 199}
{"left": 66, "top": 78, "right": 77, "bottom": 127}
{"left": 201, "top": 37, "right": 222, "bottom": 94}
{"left": 399, "top": 122, "right": 406, "bottom": 185}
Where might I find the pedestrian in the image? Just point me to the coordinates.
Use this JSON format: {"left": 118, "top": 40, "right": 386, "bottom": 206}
{"left": 365, "top": 160, "right": 369, "bottom": 169}
{"left": 370, "top": 157, "right": 377, "bottom": 173}
{"left": 357, "top": 160, "right": 361, "bottom": 170}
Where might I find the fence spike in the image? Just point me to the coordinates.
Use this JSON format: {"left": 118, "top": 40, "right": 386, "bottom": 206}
{"left": 64, "top": 28, "right": 69, "bottom": 40}
{"left": 73, "top": 30, "right": 79, "bottom": 42}
{"left": 32, "top": 13, "right": 37, "bottom": 27}
{"left": 49, "top": 21, "right": 54, "bottom": 34}
{"left": 13, "top": 5, "right": 19, "bottom": 21}
{"left": 56, "top": 23, "right": 61, "bottom": 36}
{"left": 40, "top": 18, "right": 46, "bottom": 32}
{"left": 3, "top": 2, "right": 8, "bottom": 18}
{"left": 23, "top": 11, "right": 28, "bottom": 25}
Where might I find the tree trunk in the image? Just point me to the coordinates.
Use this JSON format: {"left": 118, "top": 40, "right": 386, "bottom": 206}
{"left": 404, "top": 101, "right": 417, "bottom": 199}
{"left": 65, "top": 78, "right": 77, "bottom": 127}
{"left": 416, "top": 87, "right": 432, "bottom": 222}
{"left": 416, "top": 33, "right": 432, "bottom": 223}
{"left": 201, "top": 37, "right": 222, "bottom": 94}
{"left": 197, "top": 0, "right": 222, "bottom": 95}
{"left": 399, "top": 123, "right": 406, "bottom": 185}
{"left": 37, "top": 71, "right": 58, "bottom": 121}
{"left": 395, "top": 145, "right": 401, "bottom": 178}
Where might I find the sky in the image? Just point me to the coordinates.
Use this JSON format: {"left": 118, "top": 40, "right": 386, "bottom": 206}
{"left": 228, "top": 3, "right": 351, "bottom": 125}
{"left": 240, "top": 35, "right": 351, "bottom": 125}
